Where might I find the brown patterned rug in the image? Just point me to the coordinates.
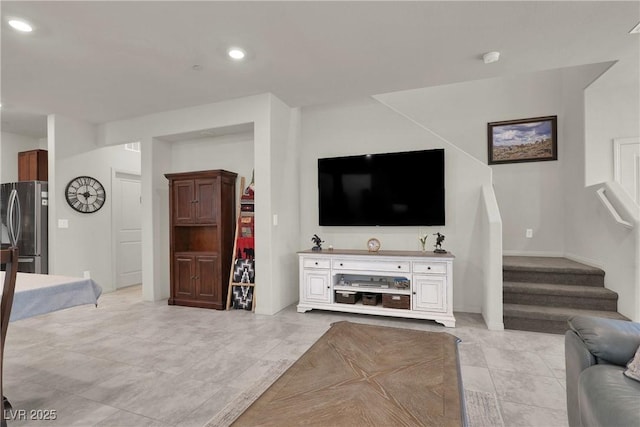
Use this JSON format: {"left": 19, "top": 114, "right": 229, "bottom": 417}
{"left": 231, "top": 321, "right": 465, "bottom": 427}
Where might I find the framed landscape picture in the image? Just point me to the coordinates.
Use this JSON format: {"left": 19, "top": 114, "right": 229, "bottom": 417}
{"left": 487, "top": 116, "right": 557, "bottom": 165}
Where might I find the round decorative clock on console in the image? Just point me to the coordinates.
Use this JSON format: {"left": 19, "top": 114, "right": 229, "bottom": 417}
{"left": 65, "top": 176, "right": 106, "bottom": 213}
{"left": 367, "top": 238, "right": 381, "bottom": 252}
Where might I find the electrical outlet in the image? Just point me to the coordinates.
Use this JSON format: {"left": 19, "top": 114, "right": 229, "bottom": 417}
{"left": 526, "top": 228, "right": 533, "bottom": 238}
{"left": 83, "top": 270, "right": 91, "bottom": 279}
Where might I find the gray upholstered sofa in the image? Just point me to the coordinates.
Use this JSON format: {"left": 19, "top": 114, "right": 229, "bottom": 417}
{"left": 565, "top": 315, "right": 640, "bottom": 427}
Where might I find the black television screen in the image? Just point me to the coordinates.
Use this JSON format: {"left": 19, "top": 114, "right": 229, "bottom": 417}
{"left": 318, "top": 149, "right": 445, "bottom": 226}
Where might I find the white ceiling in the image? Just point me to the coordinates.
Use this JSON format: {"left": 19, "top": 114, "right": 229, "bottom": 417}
{"left": 1, "top": 1, "right": 638, "bottom": 139}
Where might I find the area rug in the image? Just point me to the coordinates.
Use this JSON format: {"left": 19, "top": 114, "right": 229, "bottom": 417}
{"left": 214, "top": 321, "right": 466, "bottom": 426}
{"left": 464, "top": 390, "right": 504, "bottom": 427}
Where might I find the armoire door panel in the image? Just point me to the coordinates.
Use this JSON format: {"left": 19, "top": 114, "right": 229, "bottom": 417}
{"left": 175, "top": 256, "right": 195, "bottom": 298}
{"left": 196, "top": 255, "right": 219, "bottom": 300}
{"left": 173, "top": 180, "right": 195, "bottom": 224}
{"left": 194, "top": 178, "right": 218, "bottom": 224}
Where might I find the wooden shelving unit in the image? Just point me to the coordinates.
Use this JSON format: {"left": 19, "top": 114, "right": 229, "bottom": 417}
{"left": 226, "top": 176, "right": 256, "bottom": 310}
{"left": 165, "top": 170, "right": 237, "bottom": 310}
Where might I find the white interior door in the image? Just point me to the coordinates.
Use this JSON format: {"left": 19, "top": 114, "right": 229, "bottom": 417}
{"left": 113, "top": 172, "right": 142, "bottom": 288}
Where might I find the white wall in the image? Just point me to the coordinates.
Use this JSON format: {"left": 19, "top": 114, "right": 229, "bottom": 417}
{"left": 48, "top": 115, "right": 141, "bottom": 291}
{"left": 169, "top": 132, "right": 254, "bottom": 182}
{"left": 0, "top": 132, "right": 43, "bottom": 182}
{"left": 585, "top": 52, "right": 640, "bottom": 186}
{"left": 481, "top": 184, "right": 504, "bottom": 330}
{"left": 563, "top": 63, "right": 640, "bottom": 321}
{"left": 373, "top": 66, "right": 608, "bottom": 255}
{"left": 268, "top": 97, "right": 300, "bottom": 312}
{"left": 299, "top": 98, "right": 491, "bottom": 313}
{"left": 141, "top": 136, "right": 171, "bottom": 301}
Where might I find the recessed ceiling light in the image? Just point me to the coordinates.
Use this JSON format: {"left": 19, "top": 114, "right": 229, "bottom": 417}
{"left": 8, "top": 18, "right": 33, "bottom": 33}
{"left": 630, "top": 22, "right": 640, "bottom": 34}
{"left": 227, "top": 47, "right": 246, "bottom": 60}
{"left": 483, "top": 51, "right": 500, "bottom": 64}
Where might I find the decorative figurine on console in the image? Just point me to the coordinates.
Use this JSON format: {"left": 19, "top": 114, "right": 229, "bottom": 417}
{"left": 311, "top": 234, "right": 324, "bottom": 251}
{"left": 433, "top": 232, "right": 447, "bottom": 253}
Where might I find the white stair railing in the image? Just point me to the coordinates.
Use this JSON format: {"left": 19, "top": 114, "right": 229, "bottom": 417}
{"left": 596, "top": 185, "right": 634, "bottom": 229}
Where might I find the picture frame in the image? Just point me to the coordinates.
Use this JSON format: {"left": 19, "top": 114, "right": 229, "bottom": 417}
{"left": 487, "top": 116, "right": 557, "bottom": 165}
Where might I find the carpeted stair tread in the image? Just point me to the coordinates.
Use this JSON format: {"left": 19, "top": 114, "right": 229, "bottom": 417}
{"left": 503, "top": 282, "right": 617, "bottom": 299}
{"left": 503, "top": 304, "right": 628, "bottom": 321}
{"left": 503, "top": 281, "right": 619, "bottom": 310}
{"left": 503, "top": 256, "right": 604, "bottom": 286}
{"left": 503, "top": 256, "right": 604, "bottom": 275}
{"left": 504, "top": 304, "right": 629, "bottom": 334}
{"left": 502, "top": 256, "right": 624, "bottom": 333}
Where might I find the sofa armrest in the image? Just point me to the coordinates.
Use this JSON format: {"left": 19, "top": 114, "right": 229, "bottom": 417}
{"left": 565, "top": 330, "right": 596, "bottom": 427}
{"left": 568, "top": 315, "right": 640, "bottom": 366}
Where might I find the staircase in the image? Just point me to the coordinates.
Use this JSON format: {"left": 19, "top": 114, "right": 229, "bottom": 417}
{"left": 503, "top": 256, "right": 628, "bottom": 334}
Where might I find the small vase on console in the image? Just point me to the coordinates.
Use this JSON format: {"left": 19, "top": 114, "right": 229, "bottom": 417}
{"left": 418, "top": 233, "right": 428, "bottom": 252}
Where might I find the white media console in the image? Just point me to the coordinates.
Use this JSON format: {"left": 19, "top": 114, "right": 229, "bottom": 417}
{"left": 297, "top": 249, "right": 455, "bottom": 327}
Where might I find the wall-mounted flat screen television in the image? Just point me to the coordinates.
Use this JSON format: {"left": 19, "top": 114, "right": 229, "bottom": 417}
{"left": 318, "top": 148, "right": 445, "bottom": 226}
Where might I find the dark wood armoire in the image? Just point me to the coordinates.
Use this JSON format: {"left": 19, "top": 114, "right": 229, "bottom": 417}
{"left": 165, "top": 170, "right": 237, "bottom": 309}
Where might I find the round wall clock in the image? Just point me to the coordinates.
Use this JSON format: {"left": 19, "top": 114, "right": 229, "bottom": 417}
{"left": 367, "top": 237, "right": 381, "bottom": 252}
{"left": 65, "top": 176, "right": 106, "bottom": 213}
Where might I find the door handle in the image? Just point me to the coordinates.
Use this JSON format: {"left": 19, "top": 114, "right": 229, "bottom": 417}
{"left": 7, "top": 189, "right": 21, "bottom": 246}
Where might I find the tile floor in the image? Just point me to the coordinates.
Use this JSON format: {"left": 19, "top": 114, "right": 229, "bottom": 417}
{"left": 3, "top": 286, "right": 568, "bottom": 427}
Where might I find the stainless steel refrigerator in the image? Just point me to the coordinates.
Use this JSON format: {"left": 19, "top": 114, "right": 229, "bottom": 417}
{"left": 0, "top": 181, "right": 48, "bottom": 273}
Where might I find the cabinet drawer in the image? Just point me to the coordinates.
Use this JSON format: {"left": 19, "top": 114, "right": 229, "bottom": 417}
{"left": 413, "top": 261, "right": 447, "bottom": 274}
{"left": 332, "top": 259, "right": 410, "bottom": 273}
{"left": 303, "top": 258, "right": 331, "bottom": 269}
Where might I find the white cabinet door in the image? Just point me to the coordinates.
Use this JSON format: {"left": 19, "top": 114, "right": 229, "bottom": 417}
{"left": 303, "top": 270, "right": 331, "bottom": 304}
{"left": 412, "top": 275, "right": 446, "bottom": 312}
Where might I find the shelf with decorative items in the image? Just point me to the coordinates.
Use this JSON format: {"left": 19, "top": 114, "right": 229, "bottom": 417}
{"left": 333, "top": 273, "right": 411, "bottom": 295}
{"left": 226, "top": 174, "right": 256, "bottom": 311}
{"left": 297, "top": 248, "right": 456, "bottom": 327}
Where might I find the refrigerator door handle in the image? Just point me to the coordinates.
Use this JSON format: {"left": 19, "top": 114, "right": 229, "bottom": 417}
{"left": 7, "top": 189, "right": 21, "bottom": 246}
{"left": 18, "top": 258, "right": 34, "bottom": 262}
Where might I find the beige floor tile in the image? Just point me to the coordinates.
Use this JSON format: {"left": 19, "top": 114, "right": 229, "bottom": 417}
{"left": 93, "top": 410, "right": 170, "bottom": 427}
{"left": 458, "top": 342, "right": 489, "bottom": 368}
{"left": 3, "top": 285, "right": 571, "bottom": 427}
{"left": 491, "top": 370, "right": 567, "bottom": 410}
{"left": 500, "top": 401, "right": 569, "bottom": 427}
{"left": 4, "top": 381, "right": 119, "bottom": 427}
{"left": 460, "top": 365, "right": 496, "bottom": 394}
{"left": 483, "top": 347, "right": 555, "bottom": 377}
